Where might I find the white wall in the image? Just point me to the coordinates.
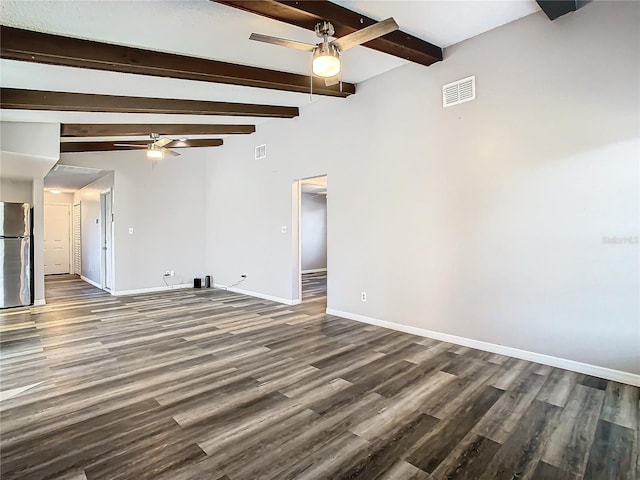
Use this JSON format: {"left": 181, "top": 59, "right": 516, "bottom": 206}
{"left": 65, "top": 149, "right": 208, "bottom": 293}
{"left": 301, "top": 192, "right": 327, "bottom": 271}
{"left": 44, "top": 191, "right": 74, "bottom": 205}
{"left": 0, "top": 179, "right": 32, "bottom": 202}
{"left": 74, "top": 173, "right": 114, "bottom": 285}
{"left": 204, "top": 2, "right": 640, "bottom": 377}
{"left": 205, "top": 108, "right": 330, "bottom": 300}
{"left": 0, "top": 122, "right": 60, "bottom": 180}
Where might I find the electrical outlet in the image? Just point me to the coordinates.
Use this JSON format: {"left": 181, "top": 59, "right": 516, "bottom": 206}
{"left": 164, "top": 270, "right": 171, "bottom": 276}
{"left": 170, "top": 271, "right": 174, "bottom": 276}
{"left": 361, "top": 292, "right": 367, "bottom": 302}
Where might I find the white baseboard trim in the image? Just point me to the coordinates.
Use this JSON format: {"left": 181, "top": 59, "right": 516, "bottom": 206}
{"left": 112, "top": 284, "right": 192, "bottom": 296}
{"left": 214, "top": 284, "right": 300, "bottom": 306}
{"left": 326, "top": 308, "right": 640, "bottom": 387}
{"left": 33, "top": 299, "right": 46, "bottom": 306}
{"left": 302, "top": 268, "right": 327, "bottom": 274}
{"left": 80, "top": 275, "right": 101, "bottom": 289}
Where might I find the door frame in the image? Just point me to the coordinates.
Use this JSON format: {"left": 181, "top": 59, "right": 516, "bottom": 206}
{"left": 99, "top": 188, "right": 114, "bottom": 292}
{"left": 72, "top": 203, "right": 81, "bottom": 275}
{"left": 43, "top": 203, "right": 72, "bottom": 275}
{"left": 292, "top": 174, "right": 327, "bottom": 304}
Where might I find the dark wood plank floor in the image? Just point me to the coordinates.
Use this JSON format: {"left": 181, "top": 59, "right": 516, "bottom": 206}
{"left": 0, "top": 274, "right": 637, "bottom": 480}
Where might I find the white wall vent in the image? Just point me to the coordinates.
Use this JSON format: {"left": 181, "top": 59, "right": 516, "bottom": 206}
{"left": 255, "top": 144, "right": 267, "bottom": 160}
{"left": 443, "top": 76, "right": 476, "bottom": 108}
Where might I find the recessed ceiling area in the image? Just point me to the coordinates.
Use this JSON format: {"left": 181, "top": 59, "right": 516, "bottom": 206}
{"left": 43, "top": 164, "right": 109, "bottom": 191}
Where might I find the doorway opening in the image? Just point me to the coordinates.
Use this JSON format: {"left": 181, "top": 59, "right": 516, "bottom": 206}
{"left": 294, "top": 175, "right": 327, "bottom": 306}
{"left": 44, "top": 203, "right": 71, "bottom": 276}
{"left": 100, "top": 189, "right": 113, "bottom": 292}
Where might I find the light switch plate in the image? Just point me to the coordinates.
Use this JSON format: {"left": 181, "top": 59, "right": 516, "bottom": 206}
{"left": 128, "top": 227, "right": 134, "bottom": 235}
{"left": 281, "top": 226, "right": 287, "bottom": 234}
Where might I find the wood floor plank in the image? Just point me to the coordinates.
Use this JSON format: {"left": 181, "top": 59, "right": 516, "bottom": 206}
{"left": 600, "top": 381, "right": 639, "bottom": 430}
{"left": 532, "top": 460, "right": 581, "bottom": 480}
{"left": 350, "top": 371, "right": 455, "bottom": 441}
{"left": 1, "top": 273, "right": 637, "bottom": 480}
{"left": 541, "top": 384, "right": 605, "bottom": 476}
{"left": 432, "top": 434, "right": 501, "bottom": 480}
{"left": 335, "top": 412, "right": 439, "bottom": 480}
{"left": 477, "top": 400, "right": 562, "bottom": 480}
{"left": 580, "top": 374, "right": 609, "bottom": 391}
{"left": 471, "top": 366, "right": 548, "bottom": 444}
{"left": 406, "top": 386, "right": 504, "bottom": 473}
{"left": 583, "top": 420, "right": 636, "bottom": 480}
{"left": 377, "top": 461, "right": 433, "bottom": 479}
{"left": 536, "top": 368, "right": 579, "bottom": 407}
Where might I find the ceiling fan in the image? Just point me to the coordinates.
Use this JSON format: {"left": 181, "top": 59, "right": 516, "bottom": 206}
{"left": 249, "top": 17, "right": 399, "bottom": 86}
{"left": 115, "top": 133, "right": 181, "bottom": 159}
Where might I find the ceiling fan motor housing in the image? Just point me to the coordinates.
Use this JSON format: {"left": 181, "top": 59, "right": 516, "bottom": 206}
{"left": 315, "top": 21, "right": 335, "bottom": 39}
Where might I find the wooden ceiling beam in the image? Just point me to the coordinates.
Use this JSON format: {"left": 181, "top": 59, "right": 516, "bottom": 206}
{"left": 215, "top": 0, "right": 442, "bottom": 67}
{"left": 0, "top": 88, "right": 298, "bottom": 118}
{"left": 0, "top": 26, "right": 355, "bottom": 97}
{"left": 61, "top": 139, "right": 224, "bottom": 153}
{"left": 61, "top": 124, "right": 254, "bottom": 137}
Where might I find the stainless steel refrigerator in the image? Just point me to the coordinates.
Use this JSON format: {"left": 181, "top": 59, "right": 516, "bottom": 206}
{"left": 1, "top": 202, "right": 33, "bottom": 308}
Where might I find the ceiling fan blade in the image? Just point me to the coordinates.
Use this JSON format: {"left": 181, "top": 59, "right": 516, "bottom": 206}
{"left": 153, "top": 137, "right": 173, "bottom": 148}
{"left": 113, "top": 144, "right": 148, "bottom": 148}
{"left": 161, "top": 147, "right": 181, "bottom": 157}
{"left": 332, "top": 17, "right": 399, "bottom": 52}
{"left": 249, "top": 33, "right": 316, "bottom": 52}
{"left": 324, "top": 75, "right": 340, "bottom": 86}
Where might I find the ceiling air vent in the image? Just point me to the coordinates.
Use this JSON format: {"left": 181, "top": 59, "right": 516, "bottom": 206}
{"left": 443, "top": 76, "right": 476, "bottom": 108}
{"left": 255, "top": 144, "right": 267, "bottom": 160}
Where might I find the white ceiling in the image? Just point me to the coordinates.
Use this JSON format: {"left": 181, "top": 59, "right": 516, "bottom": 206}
{"left": 332, "top": 1, "right": 540, "bottom": 48}
{"left": 0, "top": 1, "right": 540, "bottom": 145}
{"left": 0, "top": 0, "right": 539, "bottom": 97}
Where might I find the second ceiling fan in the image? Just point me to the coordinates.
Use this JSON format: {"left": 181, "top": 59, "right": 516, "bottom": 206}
{"left": 250, "top": 17, "right": 399, "bottom": 86}
{"left": 115, "top": 133, "right": 181, "bottom": 159}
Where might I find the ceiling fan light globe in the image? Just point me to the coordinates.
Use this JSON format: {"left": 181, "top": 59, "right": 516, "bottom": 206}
{"left": 146, "top": 148, "right": 164, "bottom": 160}
{"left": 312, "top": 44, "right": 341, "bottom": 78}
{"left": 313, "top": 54, "right": 340, "bottom": 77}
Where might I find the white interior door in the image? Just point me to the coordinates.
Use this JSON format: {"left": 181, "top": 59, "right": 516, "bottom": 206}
{"left": 44, "top": 204, "right": 71, "bottom": 275}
